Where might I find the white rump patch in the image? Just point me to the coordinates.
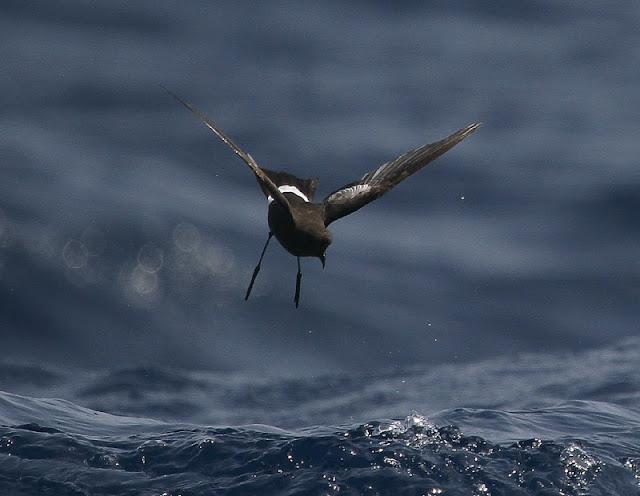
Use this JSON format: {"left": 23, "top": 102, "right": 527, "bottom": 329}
{"left": 328, "top": 184, "right": 371, "bottom": 202}
{"left": 268, "top": 185, "right": 309, "bottom": 203}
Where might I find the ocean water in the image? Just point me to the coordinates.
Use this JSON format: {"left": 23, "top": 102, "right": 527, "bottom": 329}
{"left": 2, "top": 338, "right": 640, "bottom": 495}
{"left": 1, "top": 0, "right": 639, "bottom": 494}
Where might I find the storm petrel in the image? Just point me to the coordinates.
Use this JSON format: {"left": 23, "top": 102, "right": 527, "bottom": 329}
{"left": 166, "top": 89, "right": 479, "bottom": 307}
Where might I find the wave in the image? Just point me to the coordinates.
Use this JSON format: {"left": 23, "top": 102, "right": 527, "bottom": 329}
{"left": 3, "top": 336, "right": 640, "bottom": 429}
{"left": 2, "top": 388, "right": 640, "bottom": 495}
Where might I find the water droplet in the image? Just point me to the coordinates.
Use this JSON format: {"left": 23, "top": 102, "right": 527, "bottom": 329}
{"left": 475, "top": 483, "right": 489, "bottom": 494}
{"left": 198, "top": 438, "right": 215, "bottom": 449}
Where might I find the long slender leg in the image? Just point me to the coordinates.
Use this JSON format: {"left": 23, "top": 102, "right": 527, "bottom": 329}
{"left": 245, "top": 232, "right": 273, "bottom": 301}
{"left": 294, "top": 257, "right": 302, "bottom": 308}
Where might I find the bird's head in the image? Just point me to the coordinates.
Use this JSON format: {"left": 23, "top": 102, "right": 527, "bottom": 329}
{"left": 316, "top": 232, "right": 332, "bottom": 269}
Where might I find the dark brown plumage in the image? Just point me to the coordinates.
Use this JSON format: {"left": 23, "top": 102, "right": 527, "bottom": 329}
{"left": 165, "top": 88, "right": 480, "bottom": 307}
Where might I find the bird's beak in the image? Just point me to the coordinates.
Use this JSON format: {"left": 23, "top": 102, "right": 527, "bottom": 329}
{"left": 319, "top": 255, "right": 326, "bottom": 269}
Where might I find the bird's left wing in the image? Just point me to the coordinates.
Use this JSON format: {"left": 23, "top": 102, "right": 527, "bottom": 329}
{"left": 164, "top": 88, "right": 292, "bottom": 217}
{"left": 322, "top": 123, "right": 480, "bottom": 225}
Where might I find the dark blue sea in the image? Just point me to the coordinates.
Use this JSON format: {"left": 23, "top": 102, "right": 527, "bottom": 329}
{"left": 1, "top": 1, "right": 639, "bottom": 494}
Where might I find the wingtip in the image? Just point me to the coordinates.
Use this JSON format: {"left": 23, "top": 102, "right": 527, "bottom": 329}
{"left": 160, "top": 85, "right": 192, "bottom": 109}
{"left": 465, "top": 122, "right": 482, "bottom": 133}
{"left": 452, "top": 122, "right": 481, "bottom": 141}
{"left": 158, "top": 83, "right": 176, "bottom": 99}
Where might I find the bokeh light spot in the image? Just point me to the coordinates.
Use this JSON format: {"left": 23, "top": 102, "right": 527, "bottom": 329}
{"left": 130, "top": 265, "right": 159, "bottom": 295}
{"left": 173, "top": 222, "right": 201, "bottom": 252}
{"left": 63, "top": 239, "right": 89, "bottom": 269}
{"left": 138, "top": 243, "right": 164, "bottom": 273}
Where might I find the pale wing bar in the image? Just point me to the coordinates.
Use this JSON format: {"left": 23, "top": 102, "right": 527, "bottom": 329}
{"left": 164, "top": 87, "right": 292, "bottom": 215}
{"left": 323, "top": 123, "right": 480, "bottom": 225}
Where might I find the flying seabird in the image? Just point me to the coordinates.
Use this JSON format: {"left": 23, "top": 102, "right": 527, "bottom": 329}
{"left": 166, "top": 89, "right": 480, "bottom": 307}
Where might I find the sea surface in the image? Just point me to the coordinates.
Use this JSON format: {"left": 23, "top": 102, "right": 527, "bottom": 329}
{"left": 1, "top": 0, "right": 639, "bottom": 494}
{"left": 2, "top": 337, "right": 640, "bottom": 495}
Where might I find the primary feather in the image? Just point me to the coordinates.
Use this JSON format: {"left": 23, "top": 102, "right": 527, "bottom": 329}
{"left": 323, "top": 122, "right": 480, "bottom": 225}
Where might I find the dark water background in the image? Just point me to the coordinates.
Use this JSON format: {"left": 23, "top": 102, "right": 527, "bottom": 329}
{"left": 1, "top": 1, "right": 639, "bottom": 494}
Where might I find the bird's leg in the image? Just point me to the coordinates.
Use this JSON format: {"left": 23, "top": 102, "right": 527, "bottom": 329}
{"left": 245, "top": 232, "right": 273, "bottom": 301}
{"left": 294, "top": 257, "right": 302, "bottom": 308}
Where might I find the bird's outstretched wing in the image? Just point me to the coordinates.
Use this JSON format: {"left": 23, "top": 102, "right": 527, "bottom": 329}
{"left": 164, "top": 87, "right": 292, "bottom": 217}
{"left": 322, "top": 123, "right": 480, "bottom": 225}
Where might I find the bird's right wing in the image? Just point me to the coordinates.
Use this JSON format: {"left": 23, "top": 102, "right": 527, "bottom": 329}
{"left": 164, "top": 88, "right": 292, "bottom": 218}
{"left": 322, "top": 123, "right": 480, "bottom": 225}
